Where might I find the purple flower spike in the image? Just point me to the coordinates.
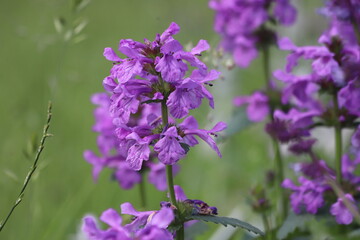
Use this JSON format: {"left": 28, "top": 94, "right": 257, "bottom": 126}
{"left": 330, "top": 194, "right": 356, "bottom": 225}
{"left": 154, "top": 126, "right": 186, "bottom": 165}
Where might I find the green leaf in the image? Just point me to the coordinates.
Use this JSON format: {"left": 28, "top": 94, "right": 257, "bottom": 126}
{"left": 277, "top": 212, "right": 313, "bottom": 240}
{"left": 219, "top": 107, "right": 252, "bottom": 141}
{"left": 186, "top": 215, "right": 264, "bottom": 236}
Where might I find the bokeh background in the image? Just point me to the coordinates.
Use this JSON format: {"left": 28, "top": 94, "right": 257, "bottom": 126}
{"left": 0, "top": 0, "right": 326, "bottom": 239}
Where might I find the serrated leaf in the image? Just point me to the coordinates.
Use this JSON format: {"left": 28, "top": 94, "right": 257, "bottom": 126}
{"left": 277, "top": 212, "right": 313, "bottom": 240}
{"left": 186, "top": 215, "right": 264, "bottom": 236}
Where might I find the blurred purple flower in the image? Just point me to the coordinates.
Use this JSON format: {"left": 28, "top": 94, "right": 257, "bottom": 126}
{"left": 233, "top": 91, "right": 269, "bottom": 122}
{"left": 330, "top": 194, "right": 356, "bottom": 225}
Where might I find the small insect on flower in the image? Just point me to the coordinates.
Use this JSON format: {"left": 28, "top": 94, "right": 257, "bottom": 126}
{"left": 184, "top": 199, "right": 218, "bottom": 216}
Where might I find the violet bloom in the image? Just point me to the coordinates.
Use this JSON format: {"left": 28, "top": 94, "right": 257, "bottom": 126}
{"left": 288, "top": 138, "right": 316, "bottom": 155}
{"left": 339, "top": 79, "right": 360, "bottom": 117}
{"left": 330, "top": 194, "right": 357, "bottom": 225}
{"left": 103, "top": 22, "right": 218, "bottom": 121}
{"left": 154, "top": 126, "right": 186, "bottom": 165}
{"left": 233, "top": 91, "right": 269, "bottom": 122}
{"left": 209, "top": 0, "right": 297, "bottom": 67}
{"left": 82, "top": 204, "right": 174, "bottom": 240}
{"left": 148, "top": 163, "right": 180, "bottom": 191}
{"left": 282, "top": 177, "right": 327, "bottom": 214}
{"left": 181, "top": 116, "right": 227, "bottom": 158}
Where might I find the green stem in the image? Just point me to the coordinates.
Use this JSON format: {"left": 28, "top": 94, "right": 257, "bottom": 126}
{"left": 0, "top": 102, "right": 52, "bottom": 232}
{"left": 166, "top": 165, "right": 177, "bottom": 206}
{"left": 160, "top": 99, "right": 183, "bottom": 239}
{"left": 262, "top": 45, "right": 287, "bottom": 224}
{"left": 333, "top": 93, "right": 342, "bottom": 184}
{"left": 176, "top": 224, "right": 185, "bottom": 240}
{"left": 139, "top": 177, "right": 147, "bottom": 208}
{"left": 262, "top": 213, "right": 271, "bottom": 240}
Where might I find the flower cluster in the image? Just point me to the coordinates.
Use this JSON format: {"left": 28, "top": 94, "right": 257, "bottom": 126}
{"left": 210, "top": 0, "right": 360, "bottom": 228}
{"left": 269, "top": 0, "right": 360, "bottom": 225}
{"left": 83, "top": 93, "right": 179, "bottom": 190}
{"left": 82, "top": 186, "right": 218, "bottom": 240}
{"left": 83, "top": 202, "right": 175, "bottom": 240}
{"left": 100, "top": 22, "right": 226, "bottom": 171}
{"left": 209, "top": 0, "right": 297, "bottom": 67}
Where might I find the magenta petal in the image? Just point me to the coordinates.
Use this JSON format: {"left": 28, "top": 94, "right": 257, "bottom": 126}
{"left": 103, "top": 47, "right": 122, "bottom": 62}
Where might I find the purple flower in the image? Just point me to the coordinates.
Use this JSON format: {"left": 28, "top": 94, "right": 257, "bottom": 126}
{"left": 233, "top": 91, "right": 269, "bottom": 122}
{"left": 282, "top": 177, "right": 327, "bottom": 214}
{"left": 330, "top": 194, "right": 356, "bottom": 225}
{"left": 154, "top": 126, "right": 186, "bottom": 165}
{"left": 341, "top": 154, "right": 360, "bottom": 184}
{"left": 288, "top": 138, "right": 317, "bottom": 155}
{"left": 209, "top": 0, "right": 297, "bottom": 67}
{"left": 167, "top": 70, "right": 220, "bottom": 119}
{"left": 113, "top": 162, "right": 141, "bottom": 189}
{"left": 82, "top": 203, "right": 174, "bottom": 240}
{"left": 148, "top": 163, "right": 180, "bottom": 191}
{"left": 182, "top": 118, "right": 227, "bottom": 157}
{"left": 339, "top": 79, "right": 360, "bottom": 117}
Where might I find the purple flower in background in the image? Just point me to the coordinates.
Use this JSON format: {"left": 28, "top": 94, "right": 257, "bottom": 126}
{"left": 282, "top": 177, "right": 327, "bottom": 214}
{"left": 209, "top": 0, "right": 297, "bottom": 67}
{"left": 330, "top": 194, "right": 356, "bottom": 225}
{"left": 288, "top": 138, "right": 317, "bottom": 155}
{"left": 148, "top": 163, "right": 180, "bottom": 191}
{"left": 339, "top": 79, "right": 360, "bottom": 117}
{"left": 233, "top": 91, "right": 269, "bottom": 122}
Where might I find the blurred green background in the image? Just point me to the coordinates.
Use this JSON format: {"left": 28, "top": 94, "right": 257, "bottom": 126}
{"left": 0, "top": 0, "right": 325, "bottom": 239}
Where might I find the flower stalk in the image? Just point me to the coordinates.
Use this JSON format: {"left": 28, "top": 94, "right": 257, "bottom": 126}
{"left": 262, "top": 45, "right": 287, "bottom": 223}
{"left": 333, "top": 92, "right": 343, "bottom": 184}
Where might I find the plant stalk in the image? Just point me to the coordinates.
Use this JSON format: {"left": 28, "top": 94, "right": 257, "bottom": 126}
{"left": 160, "top": 99, "right": 183, "bottom": 239}
{"left": 0, "top": 102, "right": 52, "bottom": 232}
{"left": 333, "top": 92, "right": 343, "bottom": 184}
{"left": 262, "top": 45, "right": 287, "bottom": 223}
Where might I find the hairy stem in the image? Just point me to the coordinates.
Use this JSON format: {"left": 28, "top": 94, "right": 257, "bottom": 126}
{"left": 333, "top": 92, "right": 343, "bottom": 184}
{"left": 262, "top": 45, "right": 287, "bottom": 223}
{"left": 0, "top": 102, "right": 53, "bottom": 232}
